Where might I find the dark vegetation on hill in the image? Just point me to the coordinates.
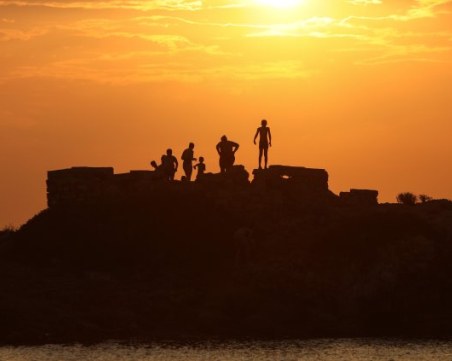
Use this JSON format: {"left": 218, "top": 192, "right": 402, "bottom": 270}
{"left": 1, "top": 185, "right": 452, "bottom": 345}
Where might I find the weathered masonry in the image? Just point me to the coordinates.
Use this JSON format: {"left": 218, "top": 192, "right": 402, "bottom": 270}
{"left": 47, "top": 165, "right": 378, "bottom": 208}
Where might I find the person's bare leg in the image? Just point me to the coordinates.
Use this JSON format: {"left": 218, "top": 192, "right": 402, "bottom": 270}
{"left": 185, "top": 165, "right": 192, "bottom": 181}
{"left": 259, "top": 148, "right": 263, "bottom": 169}
{"left": 264, "top": 148, "right": 268, "bottom": 169}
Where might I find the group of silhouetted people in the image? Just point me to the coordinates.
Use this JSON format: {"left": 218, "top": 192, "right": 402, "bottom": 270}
{"left": 151, "top": 119, "right": 272, "bottom": 181}
{"left": 151, "top": 146, "right": 206, "bottom": 181}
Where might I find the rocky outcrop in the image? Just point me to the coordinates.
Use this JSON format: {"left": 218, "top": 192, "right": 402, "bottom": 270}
{"left": 252, "top": 165, "right": 329, "bottom": 191}
{"left": 340, "top": 189, "right": 379, "bottom": 206}
{"left": 197, "top": 165, "right": 250, "bottom": 189}
{"left": 3, "top": 165, "right": 452, "bottom": 345}
{"left": 47, "top": 167, "right": 114, "bottom": 207}
{"left": 46, "top": 164, "right": 379, "bottom": 209}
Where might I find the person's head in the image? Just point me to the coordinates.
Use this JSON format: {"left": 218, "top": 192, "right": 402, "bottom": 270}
{"left": 199, "top": 156, "right": 204, "bottom": 163}
{"left": 261, "top": 119, "right": 268, "bottom": 126}
{"left": 150, "top": 160, "right": 157, "bottom": 169}
{"left": 189, "top": 142, "right": 195, "bottom": 149}
{"left": 221, "top": 135, "right": 227, "bottom": 142}
{"left": 166, "top": 148, "right": 172, "bottom": 155}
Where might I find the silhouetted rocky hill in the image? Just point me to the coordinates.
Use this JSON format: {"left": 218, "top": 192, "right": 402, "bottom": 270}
{"left": 1, "top": 165, "right": 452, "bottom": 344}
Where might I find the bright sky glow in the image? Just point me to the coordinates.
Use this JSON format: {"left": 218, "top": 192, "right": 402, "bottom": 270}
{"left": 255, "top": 0, "right": 303, "bottom": 8}
{"left": 1, "top": 0, "right": 452, "bottom": 227}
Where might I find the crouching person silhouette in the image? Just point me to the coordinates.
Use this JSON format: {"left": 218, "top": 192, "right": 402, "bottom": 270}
{"left": 150, "top": 159, "right": 165, "bottom": 180}
{"left": 216, "top": 135, "right": 239, "bottom": 173}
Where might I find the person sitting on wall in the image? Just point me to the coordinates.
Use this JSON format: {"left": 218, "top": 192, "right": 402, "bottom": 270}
{"left": 150, "top": 159, "right": 165, "bottom": 180}
{"left": 194, "top": 156, "right": 206, "bottom": 180}
{"left": 216, "top": 135, "right": 239, "bottom": 173}
{"left": 181, "top": 142, "right": 197, "bottom": 181}
{"left": 161, "top": 148, "right": 178, "bottom": 181}
{"left": 253, "top": 119, "right": 272, "bottom": 169}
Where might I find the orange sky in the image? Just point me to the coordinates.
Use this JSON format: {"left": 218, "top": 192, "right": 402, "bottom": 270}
{"left": 1, "top": 0, "right": 452, "bottom": 227}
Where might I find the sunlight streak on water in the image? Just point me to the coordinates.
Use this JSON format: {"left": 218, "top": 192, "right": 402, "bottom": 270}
{"left": 1, "top": 339, "right": 452, "bottom": 360}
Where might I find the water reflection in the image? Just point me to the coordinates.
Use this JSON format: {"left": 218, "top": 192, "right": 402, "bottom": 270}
{"left": 1, "top": 339, "right": 452, "bottom": 361}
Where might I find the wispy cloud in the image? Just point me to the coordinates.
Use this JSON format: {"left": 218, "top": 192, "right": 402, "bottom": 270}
{"left": 0, "top": 0, "right": 203, "bottom": 10}
{"left": 0, "top": 0, "right": 451, "bottom": 84}
{"left": 348, "top": 0, "right": 382, "bottom": 5}
{"left": 6, "top": 54, "right": 313, "bottom": 84}
{"left": 0, "top": 27, "right": 48, "bottom": 40}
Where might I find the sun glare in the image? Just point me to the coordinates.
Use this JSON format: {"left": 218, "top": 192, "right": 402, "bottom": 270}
{"left": 255, "top": 0, "right": 303, "bottom": 8}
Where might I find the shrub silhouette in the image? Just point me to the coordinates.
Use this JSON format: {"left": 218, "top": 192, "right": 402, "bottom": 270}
{"left": 419, "top": 194, "right": 433, "bottom": 203}
{"left": 396, "top": 192, "right": 417, "bottom": 205}
{"left": 0, "top": 225, "right": 16, "bottom": 239}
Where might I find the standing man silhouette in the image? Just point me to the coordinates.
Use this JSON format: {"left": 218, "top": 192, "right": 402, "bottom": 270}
{"left": 162, "top": 148, "right": 178, "bottom": 181}
{"left": 254, "top": 119, "right": 272, "bottom": 169}
{"left": 181, "top": 142, "right": 197, "bottom": 181}
{"left": 216, "top": 135, "right": 239, "bottom": 173}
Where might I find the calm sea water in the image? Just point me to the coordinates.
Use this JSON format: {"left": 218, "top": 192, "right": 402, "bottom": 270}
{"left": 1, "top": 339, "right": 452, "bottom": 361}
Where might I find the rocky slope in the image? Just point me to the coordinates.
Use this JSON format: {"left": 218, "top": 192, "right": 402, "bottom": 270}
{"left": 1, "top": 178, "right": 452, "bottom": 344}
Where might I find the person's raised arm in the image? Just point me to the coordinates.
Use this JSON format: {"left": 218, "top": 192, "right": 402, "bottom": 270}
{"left": 268, "top": 127, "right": 272, "bottom": 147}
{"left": 253, "top": 128, "right": 259, "bottom": 145}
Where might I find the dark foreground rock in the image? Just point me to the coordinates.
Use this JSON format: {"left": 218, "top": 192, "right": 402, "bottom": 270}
{"left": 1, "top": 168, "right": 452, "bottom": 344}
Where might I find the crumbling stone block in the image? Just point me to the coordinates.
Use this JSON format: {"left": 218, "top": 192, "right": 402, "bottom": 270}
{"left": 340, "top": 189, "right": 379, "bottom": 206}
{"left": 252, "top": 165, "right": 329, "bottom": 191}
{"left": 47, "top": 167, "right": 114, "bottom": 207}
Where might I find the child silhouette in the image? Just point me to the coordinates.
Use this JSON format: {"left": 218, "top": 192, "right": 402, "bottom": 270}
{"left": 194, "top": 156, "right": 206, "bottom": 180}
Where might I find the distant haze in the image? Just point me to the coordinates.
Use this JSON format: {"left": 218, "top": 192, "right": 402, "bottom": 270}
{"left": 1, "top": 0, "right": 452, "bottom": 226}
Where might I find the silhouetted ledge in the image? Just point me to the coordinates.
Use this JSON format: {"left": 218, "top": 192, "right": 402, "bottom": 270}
{"left": 1, "top": 165, "right": 452, "bottom": 345}
{"left": 46, "top": 164, "right": 375, "bottom": 208}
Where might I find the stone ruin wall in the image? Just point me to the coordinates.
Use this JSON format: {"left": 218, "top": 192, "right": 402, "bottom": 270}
{"left": 47, "top": 167, "right": 115, "bottom": 208}
{"left": 47, "top": 165, "right": 378, "bottom": 208}
{"left": 339, "top": 189, "right": 379, "bottom": 206}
